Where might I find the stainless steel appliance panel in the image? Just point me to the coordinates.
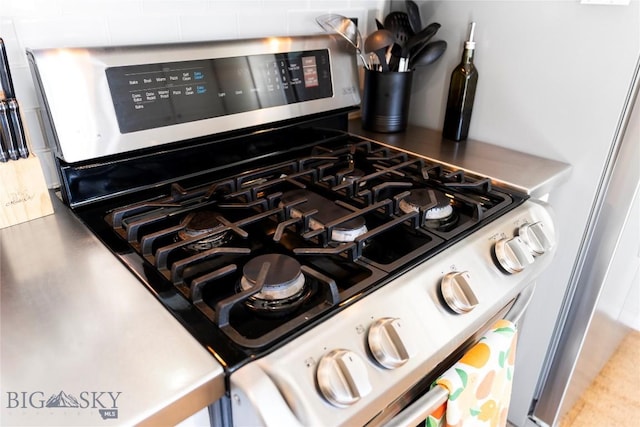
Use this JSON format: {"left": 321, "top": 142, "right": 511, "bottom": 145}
{"left": 26, "top": 35, "right": 360, "bottom": 163}
{"left": 530, "top": 56, "right": 640, "bottom": 427}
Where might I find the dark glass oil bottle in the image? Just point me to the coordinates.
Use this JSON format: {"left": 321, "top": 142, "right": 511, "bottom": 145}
{"left": 443, "top": 22, "right": 478, "bottom": 141}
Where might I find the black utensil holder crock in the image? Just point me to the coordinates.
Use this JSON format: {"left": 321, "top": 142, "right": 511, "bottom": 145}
{"left": 361, "top": 70, "right": 413, "bottom": 133}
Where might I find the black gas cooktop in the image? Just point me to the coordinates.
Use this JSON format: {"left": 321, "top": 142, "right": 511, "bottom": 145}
{"left": 70, "top": 127, "right": 526, "bottom": 373}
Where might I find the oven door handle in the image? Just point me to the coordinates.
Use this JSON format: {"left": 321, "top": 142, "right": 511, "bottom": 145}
{"left": 383, "top": 283, "right": 536, "bottom": 427}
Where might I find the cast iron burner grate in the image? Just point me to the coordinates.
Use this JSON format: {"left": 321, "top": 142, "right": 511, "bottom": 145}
{"left": 95, "top": 136, "right": 523, "bottom": 352}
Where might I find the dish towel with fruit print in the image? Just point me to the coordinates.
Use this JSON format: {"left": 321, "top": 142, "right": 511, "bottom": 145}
{"left": 426, "top": 319, "right": 518, "bottom": 427}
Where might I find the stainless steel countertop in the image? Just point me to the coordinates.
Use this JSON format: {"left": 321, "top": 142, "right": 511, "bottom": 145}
{"left": 0, "top": 194, "right": 225, "bottom": 426}
{"left": 350, "top": 121, "right": 572, "bottom": 198}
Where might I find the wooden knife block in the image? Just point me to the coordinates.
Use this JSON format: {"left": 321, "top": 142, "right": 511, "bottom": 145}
{"left": 0, "top": 154, "right": 54, "bottom": 229}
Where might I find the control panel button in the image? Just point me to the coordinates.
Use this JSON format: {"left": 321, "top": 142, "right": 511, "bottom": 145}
{"left": 368, "top": 318, "right": 416, "bottom": 369}
{"left": 440, "top": 271, "right": 479, "bottom": 313}
{"left": 519, "top": 221, "right": 554, "bottom": 256}
{"left": 494, "top": 236, "right": 535, "bottom": 274}
{"left": 316, "top": 349, "right": 372, "bottom": 407}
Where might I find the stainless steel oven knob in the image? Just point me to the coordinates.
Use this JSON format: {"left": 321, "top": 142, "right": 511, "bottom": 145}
{"left": 518, "top": 221, "right": 554, "bottom": 256}
{"left": 316, "top": 349, "right": 372, "bottom": 407}
{"left": 441, "top": 271, "right": 479, "bottom": 313}
{"left": 368, "top": 318, "right": 416, "bottom": 369}
{"left": 494, "top": 236, "right": 535, "bottom": 274}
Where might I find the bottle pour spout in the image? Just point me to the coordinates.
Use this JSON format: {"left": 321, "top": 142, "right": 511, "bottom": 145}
{"left": 465, "top": 22, "right": 476, "bottom": 50}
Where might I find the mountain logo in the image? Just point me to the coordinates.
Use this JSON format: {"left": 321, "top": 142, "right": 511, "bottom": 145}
{"left": 6, "top": 389, "right": 120, "bottom": 419}
{"left": 45, "top": 391, "right": 80, "bottom": 408}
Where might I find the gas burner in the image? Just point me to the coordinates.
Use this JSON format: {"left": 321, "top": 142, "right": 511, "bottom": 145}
{"left": 340, "top": 168, "right": 366, "bottom": 185}
{"left": 399, "top": 189, "right": 459, "bottom": 231}
{"left": 178, "top": 211, "right": 229, "bottom": 251}
{"left": 239, "top": 254, "right": 311, "bottom": 316}
{"left": 280, "top": 189, "right": 368, "bottom": 243}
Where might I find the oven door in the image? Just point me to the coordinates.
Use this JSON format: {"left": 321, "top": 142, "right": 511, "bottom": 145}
{"left": 228, "top": 284, "right": 535, "bottom": 427}
{"left": 380, "top": 283, "right": 535, "bottom": 427}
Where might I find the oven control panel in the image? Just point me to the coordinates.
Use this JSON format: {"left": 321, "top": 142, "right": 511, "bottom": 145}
{"left": 27, "top": 35, "right": 361, "bottom": 163}
{"left": 106, "top": 49, "right": 333, "bottom": 133}
{"left": 230, "top": 200, "right": 557, "bottom": 427}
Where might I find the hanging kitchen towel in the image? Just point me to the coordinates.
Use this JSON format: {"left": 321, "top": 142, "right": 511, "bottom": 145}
{"left": 426, "top": 319, "right": 518, "bottom": 427}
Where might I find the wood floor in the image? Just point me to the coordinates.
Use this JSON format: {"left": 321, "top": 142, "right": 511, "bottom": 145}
{"left": 560, "top": 330, "right": 640, "bottom": 426}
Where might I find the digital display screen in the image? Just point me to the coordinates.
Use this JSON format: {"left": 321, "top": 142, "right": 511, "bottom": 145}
{"left": 106, "top": 49, "right": 332, "bottom": 133}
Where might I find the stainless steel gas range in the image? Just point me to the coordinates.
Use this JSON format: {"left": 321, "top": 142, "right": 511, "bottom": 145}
{"left": 27, "top": 34, "right": 557, "bottom": 426}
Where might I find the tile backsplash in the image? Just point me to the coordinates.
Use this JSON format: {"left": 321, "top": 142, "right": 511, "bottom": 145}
{"left": 1, "top": 0, "right": 385, "bottom": 187}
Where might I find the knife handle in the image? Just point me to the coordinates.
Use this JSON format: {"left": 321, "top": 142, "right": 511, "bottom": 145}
{"left": 7, "top": 99, "right": 29, "bottom": 159}
{"left": 0, "top": 122, "right": 8, "bottom": 162}
{"left": 0, "top": 100, "right": 18, "bottom": 160}
{"left": 0, "top": 38, "right": 15, "bottom": 100}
